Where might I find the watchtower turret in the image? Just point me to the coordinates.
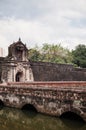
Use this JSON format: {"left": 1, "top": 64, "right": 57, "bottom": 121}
{"left": 8, "top": 38, "right": 28, "bottom": 61}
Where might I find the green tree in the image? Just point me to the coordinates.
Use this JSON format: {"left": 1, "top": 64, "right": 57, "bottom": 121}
{"left": 28, "top": 43, "right": 73, "bottom": 64}
{"left": 72, "top": 44, "right": 86, "bottom": 68}
{"left": 28, "top": 48, "right": 41, "bottom": 61}
{"left": 41, "top": 43, "right": 73, "bottom": 63}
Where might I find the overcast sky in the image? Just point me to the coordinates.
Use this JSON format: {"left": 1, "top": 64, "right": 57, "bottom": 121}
{"left": 0, "top": 0, "right": 86, "bottom": 55}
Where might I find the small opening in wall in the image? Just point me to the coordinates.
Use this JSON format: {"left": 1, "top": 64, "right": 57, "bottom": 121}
{"left": 0, "top": 100, "right": 4, "bottom": 109}
{"left": 60, "top": 111, "right": 85, "bottom": 122}
{"left": 16, "top": 72, "right": 23, "bottom": 82}
{"left": 21, "top": 104, "right": 37, "bottom": 117}
{"left": 22, "top": 104, "right": 37, "bottom": 112}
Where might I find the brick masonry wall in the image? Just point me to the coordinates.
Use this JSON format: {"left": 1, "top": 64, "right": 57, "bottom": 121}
{"left": 30, "top": 61, "right": 86, "bottom": 81}
{"left": 0, "top": 82, "right": 86, "bottom": 121}
{"left": 0, "top": 59, "right": 86, "bottom": 82}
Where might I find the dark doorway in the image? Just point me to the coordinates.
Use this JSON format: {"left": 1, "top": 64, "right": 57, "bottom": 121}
{"left": 22, "top": 104, "right": 37, "bottom": 112}
{"left": 16, "top": 72, "right": 23, "bottom": 82}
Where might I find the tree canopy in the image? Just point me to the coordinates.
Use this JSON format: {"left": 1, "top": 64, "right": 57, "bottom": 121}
{"left": 28, "top": 43, "right": 73, "bottom": 64}
{"left": 28, "top": 43, "right": 86, "bottom": 68}
{"left": 72, "top": 44, "right": 86, "bottom": 68}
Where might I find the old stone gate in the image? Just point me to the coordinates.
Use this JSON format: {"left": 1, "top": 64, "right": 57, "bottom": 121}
{"left": 0, "top": 38, "right": 86, "bottom": 83}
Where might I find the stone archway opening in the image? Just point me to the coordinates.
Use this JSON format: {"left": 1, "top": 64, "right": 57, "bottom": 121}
{"left": 60, "top": 111, "right": 84, "bottom": 122}
{"left": 0, "top": 100, "right": 4, "bottom": 109}
{"left": 21, "top": 104, "right": 37, "bottom": 112}
{"left": 16, "top": 72, "right": 23, "bottom": 82}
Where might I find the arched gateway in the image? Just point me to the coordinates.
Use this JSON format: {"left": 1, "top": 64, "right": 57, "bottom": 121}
{"left": 16, "top": 72, "right": 23, "bottom": 82}
{"left": 0, "top": 38, "right": 34, "bottom": 82}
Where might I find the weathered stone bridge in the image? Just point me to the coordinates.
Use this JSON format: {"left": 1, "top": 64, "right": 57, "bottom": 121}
{"left": 0, "top": 81, "right": 86, "bottom": 121}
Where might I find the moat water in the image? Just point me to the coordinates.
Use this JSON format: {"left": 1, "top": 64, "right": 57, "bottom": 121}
{"left": 0, "top": 107, "right": 86, "bottom": 130}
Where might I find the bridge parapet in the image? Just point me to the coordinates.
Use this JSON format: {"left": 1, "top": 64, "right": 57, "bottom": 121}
{"left": 0, "top": 81, "right": 86, "bottom": 122}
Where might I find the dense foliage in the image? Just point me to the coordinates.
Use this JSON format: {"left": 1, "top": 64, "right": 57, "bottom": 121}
{"left": 28, "top": 43, "right": 86, "bottom": 68}
{"left": 72, "top": 44, "right": 86, "bottom": 68}
{"left": 28, "top": 43, "right": 73, "bottom": 64}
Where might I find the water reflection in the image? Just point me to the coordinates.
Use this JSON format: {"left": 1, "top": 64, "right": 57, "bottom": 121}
{"left": 0, "top": 107, "right": 85, "bottom": 130}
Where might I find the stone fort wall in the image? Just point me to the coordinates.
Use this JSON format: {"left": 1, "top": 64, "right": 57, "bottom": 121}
{"left": 0, "top": 39, "right": 86, "bottom": 82}
{"left": 30, "top": 61, "right": 86, "bottom": 81}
